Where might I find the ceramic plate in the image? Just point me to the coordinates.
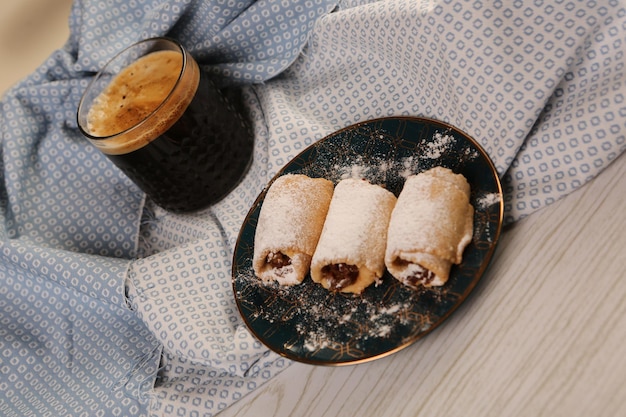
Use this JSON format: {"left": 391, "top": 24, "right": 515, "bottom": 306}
{"left": 232, "top": 117, "right": 503, "bottom": 365}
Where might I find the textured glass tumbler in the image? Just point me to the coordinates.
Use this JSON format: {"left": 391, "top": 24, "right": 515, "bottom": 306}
{"left": 77, "top": 37, "right": 253, "bottom": 213}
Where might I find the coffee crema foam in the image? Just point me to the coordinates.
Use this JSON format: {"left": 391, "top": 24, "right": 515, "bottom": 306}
{"left": 86, "top": 49, "right": 200, "bottom": 155}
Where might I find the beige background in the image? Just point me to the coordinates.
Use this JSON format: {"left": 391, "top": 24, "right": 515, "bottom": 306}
{"left": 1, "top": 0, "right": 73, "bottom": 95}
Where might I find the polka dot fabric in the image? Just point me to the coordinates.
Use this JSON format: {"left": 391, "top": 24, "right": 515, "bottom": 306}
{"left": 1, "top": 0, "right": 625, "bottom": 416}
{"left": 70, "top": 0, "right": 337, "bottom": 85}
{"left": 1, "top": 0, "right": 335, "bottom": 416}
{"left": 250, "top": 0, "right": 626, "bottom": 223}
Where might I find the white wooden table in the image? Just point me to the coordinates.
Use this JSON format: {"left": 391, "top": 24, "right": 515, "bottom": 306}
{"left": 3, "top": 2, "right": 624, "bottom": 416}
{"left": 220, "top": 154, "right": 626, "bottom": 417}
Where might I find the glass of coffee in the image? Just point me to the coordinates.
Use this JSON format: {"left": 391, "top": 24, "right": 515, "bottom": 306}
{"left": 77, "top": 37, "right": 253, "bottom": 213}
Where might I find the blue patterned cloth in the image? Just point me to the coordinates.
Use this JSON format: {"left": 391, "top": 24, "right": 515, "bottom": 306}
{"left": 1, "top": 0, "right": 625, "bottom": 416}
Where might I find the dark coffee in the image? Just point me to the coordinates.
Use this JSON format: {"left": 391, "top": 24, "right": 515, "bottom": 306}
{"left": 106, "top": 72, "right": 253, "bottom": 212}
{"left": 108, "top": 74, "right": 253, "bottom": 212}
{"left": 78, "top": 38, "right": 253, "bottom": 213}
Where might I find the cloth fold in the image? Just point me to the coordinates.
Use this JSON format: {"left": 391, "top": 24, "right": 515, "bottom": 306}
{"left": 1, "top": 0, "right": 625, "bottom": 416}
{"left": 1, "top": 0, "right": 336, "bottom": 416}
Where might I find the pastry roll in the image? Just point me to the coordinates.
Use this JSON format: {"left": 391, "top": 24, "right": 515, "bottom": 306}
{"left": 253, "top": 174, "right": 334, "bottom": 286}
{"left": 385, "top": 167, "right": 474, "bottom": 288}
{"left": 310, "top": 178, "right": 397, "bottom": 294}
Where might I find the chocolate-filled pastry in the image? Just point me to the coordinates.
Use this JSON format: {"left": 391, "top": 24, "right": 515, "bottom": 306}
{"left": 385, "top": 167, "right": 474, "bottom": 288}
{"left": 253, "top": 174, "right": 334, "bottom": 285}
{"left": 311, "top": 178, "right": 397, "bottom": 294}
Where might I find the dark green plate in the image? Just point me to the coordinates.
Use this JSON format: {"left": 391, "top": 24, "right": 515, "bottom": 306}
{"left": 232, "top": 116, "right": 503, "bottom": 365}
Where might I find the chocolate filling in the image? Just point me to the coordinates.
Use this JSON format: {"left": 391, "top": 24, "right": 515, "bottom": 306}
{"left": 321, "top": 263, "right": 359, "bottom": 291}
{"left": 395, "top": 260, "right": 436, "bottom": 287}
{"left": 266, "top": 251, "right": 291, "bottom": 268}
{"left": 405, "top": 268, "right": 436, "bottom": 287}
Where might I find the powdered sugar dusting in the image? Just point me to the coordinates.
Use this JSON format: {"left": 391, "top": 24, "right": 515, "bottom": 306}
{"left": 233, "top": 120, "right": 502, "bottom": 363}
{"left": 312, "top": 127, "right": 479, "bottom": 192}
{"left": 473, "top": 192, "right": 502, "bottom": 243}
{"left": 423, "top": 132, "right": 455, "bottom": 158}
{"left": 234, "top": 267, "right": 435, "bottom": 355}
{"left": 398, "top": 156, "right": 417, "bottom": 179}
{"left": 476, "top": 192, "right": 502, "bottom": 210}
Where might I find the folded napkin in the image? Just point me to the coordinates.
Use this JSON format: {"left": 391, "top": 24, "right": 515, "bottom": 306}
{"left": 1, "top": 0, "right": 625, "bottom": 416}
